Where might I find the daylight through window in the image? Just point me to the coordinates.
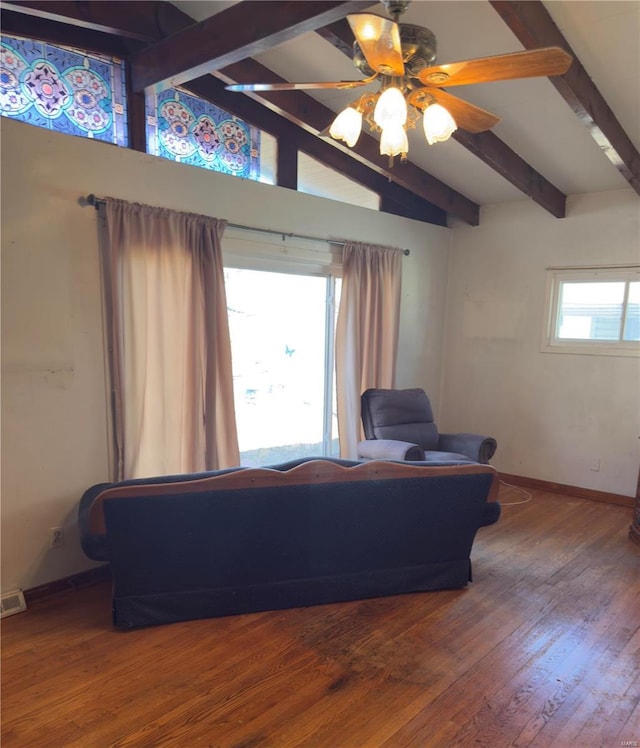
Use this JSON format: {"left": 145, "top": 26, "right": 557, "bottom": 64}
{"left": 543, "top": 266, "right": 640, "bottom": 356}
{"left": 224, "top": 267, "right": 341, "bottom": 465}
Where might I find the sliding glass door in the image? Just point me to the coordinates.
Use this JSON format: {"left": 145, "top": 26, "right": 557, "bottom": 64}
{"left": 224, "top": 267, "right": 340, "bottom": 466}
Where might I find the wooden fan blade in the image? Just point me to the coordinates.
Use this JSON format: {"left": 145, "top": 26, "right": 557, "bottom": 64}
{"left": 226, "top": 79, "right": 372, "bottom": 92}
{"left": 412, "top": 88, "right": 501, "bottom": 133}
{"left": 418, "top": 47, "right": 572, "bottom": 87}
{"left": 347, "top": 12, "right": 404, "bottom": 76}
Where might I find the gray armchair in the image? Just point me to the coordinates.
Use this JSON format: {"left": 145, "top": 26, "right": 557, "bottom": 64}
{"left": 358, "top": 387, "right": 497, "bottom": 464}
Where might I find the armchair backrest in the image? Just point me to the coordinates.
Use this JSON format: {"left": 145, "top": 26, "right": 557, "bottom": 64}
{"left": 361, "top": 388, "right": 440, "bottom": 450}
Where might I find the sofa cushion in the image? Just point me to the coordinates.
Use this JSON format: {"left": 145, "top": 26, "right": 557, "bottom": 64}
{"left": 422, "top": 451, "right": 476, "bottom": 464}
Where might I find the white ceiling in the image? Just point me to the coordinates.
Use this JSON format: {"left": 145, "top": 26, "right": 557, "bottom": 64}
{"left": 174, "top": 0, "right": 639, "bottom": 208}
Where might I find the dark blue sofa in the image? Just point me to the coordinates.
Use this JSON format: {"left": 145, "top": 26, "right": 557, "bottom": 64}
{"left": 79, "top": 458, "right": 500, "bottom": 629}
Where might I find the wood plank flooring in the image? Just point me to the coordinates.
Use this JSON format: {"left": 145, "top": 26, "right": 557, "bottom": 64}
{"left": 2, "top": 483, "right": 639, "bottom": 747}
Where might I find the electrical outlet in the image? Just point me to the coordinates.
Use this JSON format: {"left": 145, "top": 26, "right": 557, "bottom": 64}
{"left": 590, "top": 458, "right": 601, "bottom": 472}
{"left": 50, "top": 527, "right": 64, "bottom": 548}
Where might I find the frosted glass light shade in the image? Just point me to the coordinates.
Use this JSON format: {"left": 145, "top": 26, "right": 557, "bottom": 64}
{"left": 379, "top": 123, "right": 408, "bottom": 157}
{"left": 329, "top": 107, "right": 363, "bottom": 147}
{"left": 373, "top": 87, "right": 407, "bottom": 128}
{"left": 423, "top": 103, "right": 457, "bottom": 144}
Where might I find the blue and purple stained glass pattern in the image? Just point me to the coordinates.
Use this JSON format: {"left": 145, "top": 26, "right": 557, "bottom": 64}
{"left": 0, "top": 35, "right": 127, "bottom": 146}
{"left": 146, "top": 88, "right": 260, "bottom": 180}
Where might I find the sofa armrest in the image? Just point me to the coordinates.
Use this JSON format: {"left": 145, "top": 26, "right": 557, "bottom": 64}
{"left": 480, "top": 500, "right": 501, "bottom": 527}
{"left": 78, "top": 482, "right": 112, "bottom": 561}
{"left": 357, "top": 439, "right": 425, "bottom": 461}
{"left": 438, "top": 433, "right": 497, "bottom": 464}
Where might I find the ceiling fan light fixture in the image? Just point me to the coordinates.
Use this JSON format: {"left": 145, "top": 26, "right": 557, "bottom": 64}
{"left": 380, "top": 122, "right": 408, "bottom": 159}
{"left": 422, "top": 102, "right": 457, "bottom": 145}
{"left": 329, "top": 106, "right": 363, "bottom": 147}
{"left": 373, "top": 86, "right": 407, "bottom": 128}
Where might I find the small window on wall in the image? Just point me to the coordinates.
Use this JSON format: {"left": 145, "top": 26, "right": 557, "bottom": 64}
{"left": 0, "top": 34, "right": 128, "bottom": 146}
{"left": 542, "top": 266, "right": 640, "bottom": 357}
{"left": 145, "top": 87, "right": 261, "bottom": 181}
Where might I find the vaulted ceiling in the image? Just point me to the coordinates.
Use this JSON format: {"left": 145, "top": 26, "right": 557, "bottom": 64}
{"left": 2, "top": 0, "right": 639, "bottom": 227}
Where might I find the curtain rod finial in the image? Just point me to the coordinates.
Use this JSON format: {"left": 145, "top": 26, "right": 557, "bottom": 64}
{"left": 83, "top": 194, "right": 105, "bottom": 209}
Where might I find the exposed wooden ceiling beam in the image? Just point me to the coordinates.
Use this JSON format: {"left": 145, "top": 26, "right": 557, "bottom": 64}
{"left": 315, "top": 18, "right": 354, "bottom": 57}
{"left": 318, "top": 17, "right": 568, "bottom": 218}
{"left": 130, "top": 1, "right": 375, "bottom": 94}
{"left": 1, "top": 1, "right": 161, "bottom": 40}
{"left": 0, "top": 5, "right": 141, "bottom": 56}
{"left": 490, "top": 0, "right": 640, "bottom": 195}
{"left": 453, "top": 131, "right": 566, "bottom": 217}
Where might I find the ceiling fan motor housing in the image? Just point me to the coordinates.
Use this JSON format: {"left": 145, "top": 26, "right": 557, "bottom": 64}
{"left": 353, "top": 24, "right": 437, "bottom": 79}
{"left": 383, "top": 0, "right": 411, "bottom": 18}
{"left": 400, "top": 25, "right": 437, "bottom": 76}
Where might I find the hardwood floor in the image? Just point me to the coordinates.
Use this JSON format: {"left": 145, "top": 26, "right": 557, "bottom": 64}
{"left": 2, "top": 483, "right": 639, "bottom": 747}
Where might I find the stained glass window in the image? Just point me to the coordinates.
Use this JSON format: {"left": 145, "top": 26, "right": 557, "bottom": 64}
{"left": 146, "top": 87, "right": 260, "bottom": 181}
{"left": 0, "top": 34, "right": 127, "bottom": 146}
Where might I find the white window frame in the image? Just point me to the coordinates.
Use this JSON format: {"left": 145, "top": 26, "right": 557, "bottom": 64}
{"left": 541, "top": 265, "right": 640, "bottom": 357}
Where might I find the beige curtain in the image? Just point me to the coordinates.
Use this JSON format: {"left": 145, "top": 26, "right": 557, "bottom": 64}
{"left": 99, "top": 198, "right": 239, "bottom": 479}
{"left": 335, "top": 242, "right": 403, "bottom": 458}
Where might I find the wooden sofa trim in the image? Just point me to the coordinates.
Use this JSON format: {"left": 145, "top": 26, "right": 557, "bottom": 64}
{"left": 88, "top": 460, "right": 498, "bottom": 534}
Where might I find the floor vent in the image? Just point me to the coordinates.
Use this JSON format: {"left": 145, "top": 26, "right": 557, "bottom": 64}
{"left": 1, "top": 589, "right": 27, "bottom": 618}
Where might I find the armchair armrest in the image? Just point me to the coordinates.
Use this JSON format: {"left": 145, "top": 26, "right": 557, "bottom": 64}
{"left": 357, "top": 439, "right": 425, "bottom": 462}
{"left": 438, "top": 433, "right": 497, "bottom": 464}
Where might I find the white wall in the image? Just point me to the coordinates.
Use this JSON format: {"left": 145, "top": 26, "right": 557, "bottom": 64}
{"left": 1, "top": 119, "right": 451, "bottom": 592}
{"left": 441, "top": 192, "right": 640, "bottom": 497}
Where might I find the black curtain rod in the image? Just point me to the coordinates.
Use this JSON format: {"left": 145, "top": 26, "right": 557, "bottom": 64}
{"left": 84, "top": 194, "right": 410, "bottom": 255}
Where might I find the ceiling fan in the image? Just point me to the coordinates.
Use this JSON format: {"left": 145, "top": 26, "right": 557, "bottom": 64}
{"left": 226, "top": 0, "right": 572, "bottom": 164}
